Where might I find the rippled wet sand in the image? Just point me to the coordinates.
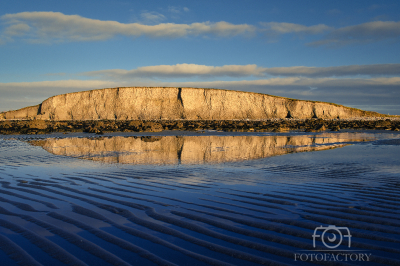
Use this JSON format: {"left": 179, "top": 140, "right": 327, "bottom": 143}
{"left": 0, "top": 131, "right": 399, "bottom": 265}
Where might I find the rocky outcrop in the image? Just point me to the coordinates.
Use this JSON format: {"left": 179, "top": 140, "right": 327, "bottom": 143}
{"left": 1, "top": 105, "right": 40, "bottom": 120}
{"left": 30, "top": 133, "right": 375, "bottom": 164}
{"left": 1, "top": 87, "right": 384, "bottom": 120}
{"left": 2, "top": 118, "right": 400, "bottom": 135}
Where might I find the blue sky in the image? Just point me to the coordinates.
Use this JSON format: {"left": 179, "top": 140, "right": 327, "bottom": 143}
{"left": 1, "top": 0, "right": 400, "bottom": 114}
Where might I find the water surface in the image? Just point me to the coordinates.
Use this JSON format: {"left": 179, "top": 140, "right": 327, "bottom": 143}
{"left": 0, "top": 131, "right": 399, "bottom": 265}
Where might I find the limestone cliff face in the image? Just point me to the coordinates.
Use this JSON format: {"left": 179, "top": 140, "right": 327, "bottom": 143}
{"left": 2, "top": 105, "right": 40, "bottom": 120}
{"left": 29, "top": 133, "right": 375, "bottom": 165}
{"left": 2, "top": 87, "right": 381, "bottom": 120}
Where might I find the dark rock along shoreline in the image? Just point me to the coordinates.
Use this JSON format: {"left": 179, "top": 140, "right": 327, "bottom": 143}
{"left": 1, "top": 118, "right": 399, "bottom": 135}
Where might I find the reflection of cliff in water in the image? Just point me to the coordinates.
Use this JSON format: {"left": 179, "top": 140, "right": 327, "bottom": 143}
{"left": 29, "top": 133, "right": 377, "bottom": 165}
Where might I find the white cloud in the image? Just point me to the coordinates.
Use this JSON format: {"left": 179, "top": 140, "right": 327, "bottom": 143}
{"left": 0, "top": 79, "right": 117, "bottom": 94}
{"left": 140, "top": 12, "right": 166, "bottom": 25}
{"left": 260, "top": 20, "right": 400, "bottom": 46}
{"left": 0, "top": 11, "right": 255, "bottom": 44}
{"left": 1, "top": 77, "right": 399, "bottom": 91}
{"left": 168, "top": 6, "right": 181, "bottom": 14}
{"left": 82, "top": 64, "right": 263, "bottom": 79}
{"left": 310, "top": 21, "right": 400, "bottom": 46}
{"left": 167, "top": 6, "right": 189, "bottom": 14}
{"left": 0, "top": 79, "right": 118, "bottom": 89}
{"left": 80, "top": 63, "right": 400, "bottom": 80}
{"left": 260, "top": 22, "right": 332, "bottom": 35}
{"left": 4, "top": 23, "right": 30, "bottom": 36}
{"left": 1, "top": 12, "right": 399, "bottom": 47}
{"left": 262, "top": 64, "right": 400, "bottom": 77}
{"left": 165, "top": 77, "right": 400, "bottom": 87}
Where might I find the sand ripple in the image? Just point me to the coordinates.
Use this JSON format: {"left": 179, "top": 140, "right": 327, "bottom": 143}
{"left": 0, "top": 133, "right": 399, "bottom": 265}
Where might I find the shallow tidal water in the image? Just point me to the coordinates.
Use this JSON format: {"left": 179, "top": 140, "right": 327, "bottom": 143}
{"left": 0, "top": 131, "right": 399, "bottom": 266}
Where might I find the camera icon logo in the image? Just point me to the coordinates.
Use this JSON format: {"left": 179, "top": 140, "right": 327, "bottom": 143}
{"left": 312, "top": 225, "right": 352, "bottom": 249}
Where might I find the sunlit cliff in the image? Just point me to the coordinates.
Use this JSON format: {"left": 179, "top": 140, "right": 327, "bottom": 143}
{"left": 2, "top": 87, "right": 383, "bottom": 120}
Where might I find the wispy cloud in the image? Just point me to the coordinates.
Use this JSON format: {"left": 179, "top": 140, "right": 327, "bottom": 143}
{"left": 82, "top": 64, "right": 263, "bottom": 79}
{"left": 261, "top": 64, "right": 400, "bottom": 77}
{"left": 0, "top": 79, "right": 118, "bottom": 90}
{"left": 310, "top": 21, "right": 400, "bottom": 46}
{"left": 2, "top": 77, "right": 399, "bottom": 91}
{"left": 0, "top": 11, "right": 255, "bottom": 44}
{"left": 0, "top": 11, "right": 399, "bottom": 46}
{"left": 166, "top": 77, "right": 400, "bottom": 87}
{"left": 139, "top": 11, "right": 166, "bottom": 25}
{"left": 80, "top": 63, "right": 400, "bottom": 80}
{"left": 4, "top": 23, "right": 30, "bottom": 36}
{"left": 167, "top": 6, "right": 189, "bottom": 14}
{"left": 260, "top": 22, "right": 332, "bottom": 36}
